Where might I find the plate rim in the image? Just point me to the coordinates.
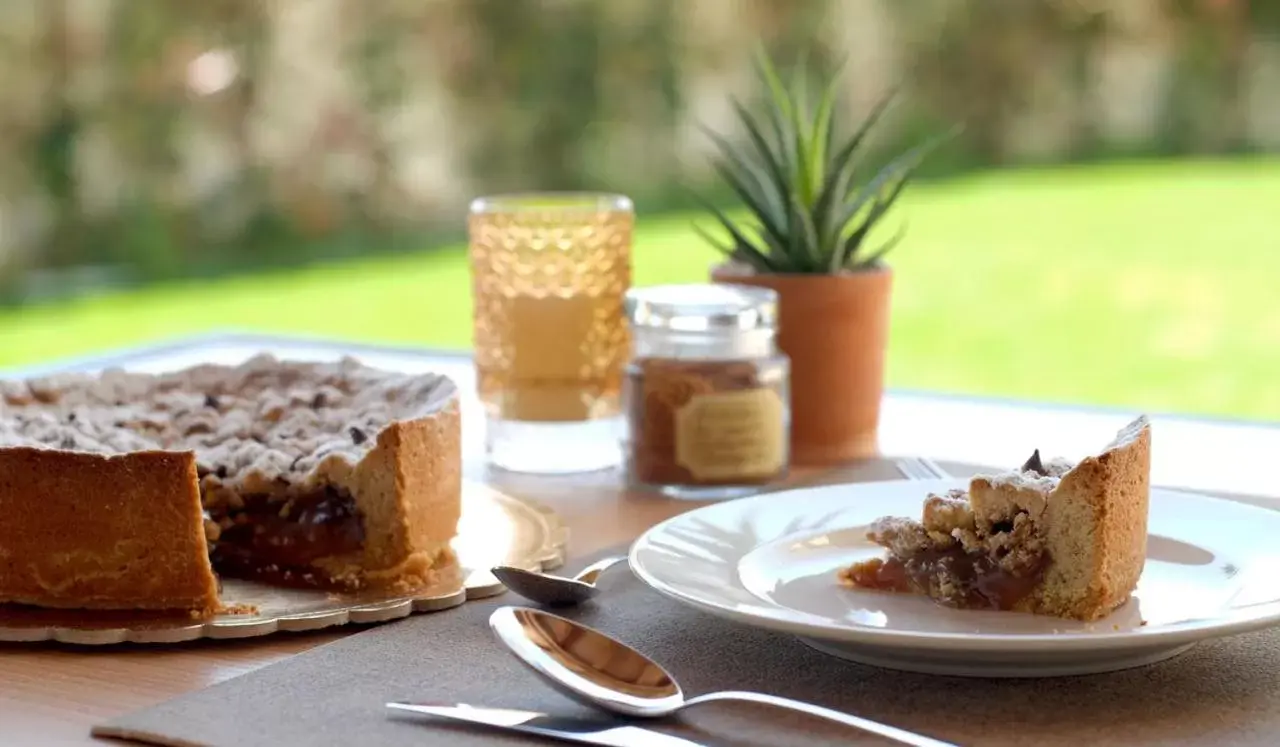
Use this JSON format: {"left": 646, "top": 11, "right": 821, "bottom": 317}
{"left": 628, "top": 477, "right": 1280, "bottom": 653}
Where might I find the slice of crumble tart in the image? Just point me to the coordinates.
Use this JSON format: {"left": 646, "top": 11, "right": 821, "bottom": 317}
{"left": 839, "top": 415, "right": 1151, "bottom": 621}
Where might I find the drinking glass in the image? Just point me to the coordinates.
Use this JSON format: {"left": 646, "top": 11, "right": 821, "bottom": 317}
{"left": 468, "top": 193, "right": 634, "bottom": 473}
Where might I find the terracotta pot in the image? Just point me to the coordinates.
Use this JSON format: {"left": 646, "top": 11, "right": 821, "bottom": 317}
{"left": 711, "top": 263, "right": 893, "bottom": 466}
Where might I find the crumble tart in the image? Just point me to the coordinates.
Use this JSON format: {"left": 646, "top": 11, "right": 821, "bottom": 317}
{"left": 0, "top": 354, "right": 461, "bottom": 615}
{"left": 839, "top": 415, "right": 1151, "bottom": 621}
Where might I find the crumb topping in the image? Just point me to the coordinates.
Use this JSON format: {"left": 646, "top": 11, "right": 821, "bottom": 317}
{"left": 922, "top": 489, "right": 976, "bottom": 534}
{"left": 0, "top": 354, "right": 456, "bottom": 504}
{"left": 857, "top": 488, "right": 1048, "bottom": 608}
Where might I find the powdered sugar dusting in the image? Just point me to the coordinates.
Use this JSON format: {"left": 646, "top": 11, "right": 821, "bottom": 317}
{"left": 973, "top": 451, "right": 1076, "bottom": 492}
{"left": 1106, "top": 414, "right": 1150, "bottom": 451}
{"left": 1043, "top": 456, "right": 1075, "bottom": 476}
{"left": 982, "top": 470, "right": 1060, "bottom": 492}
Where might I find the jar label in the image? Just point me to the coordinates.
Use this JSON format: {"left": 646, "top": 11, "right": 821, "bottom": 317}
{"left": 673, "top": 388, "right": 785, "bottom": 481}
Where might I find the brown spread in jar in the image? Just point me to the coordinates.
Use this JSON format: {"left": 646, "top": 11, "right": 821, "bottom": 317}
{"left": 625, "top": 358, "right": 786, "bottom": 488}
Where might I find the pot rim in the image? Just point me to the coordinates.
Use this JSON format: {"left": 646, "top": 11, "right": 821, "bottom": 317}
{"left": 710, "top": 261, "right": 892, "bottom": 280}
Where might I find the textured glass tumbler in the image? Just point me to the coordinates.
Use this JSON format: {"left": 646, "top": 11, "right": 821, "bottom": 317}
{"left": 468, "top": 193, "right": 634, "bottom": 473}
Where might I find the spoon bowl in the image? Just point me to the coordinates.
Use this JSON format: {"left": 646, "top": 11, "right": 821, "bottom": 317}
{"left": 491, "top": 555, "right": 627, "bottom": 606}
{"left": 489, "top": 606, "right": 959, "bottom": 747}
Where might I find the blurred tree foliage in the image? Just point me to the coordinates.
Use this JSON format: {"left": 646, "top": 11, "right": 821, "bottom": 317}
{"left": 449, "top": 0, "right": 605, "bottom": 190}
{"left": 891, "top": 0, "right": 1112, "bottom": 163}
{"left": 1, "top": 0, "right": 1277, "bottom": 302}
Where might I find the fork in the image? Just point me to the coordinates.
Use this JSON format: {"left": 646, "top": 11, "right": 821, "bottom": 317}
{"left": 894, "top": 456, "right": 949, "bottom": 481}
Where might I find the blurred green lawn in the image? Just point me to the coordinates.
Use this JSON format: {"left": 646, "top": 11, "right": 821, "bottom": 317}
{"left": 2, "top": 158, "right": 1278, "bottom": 421}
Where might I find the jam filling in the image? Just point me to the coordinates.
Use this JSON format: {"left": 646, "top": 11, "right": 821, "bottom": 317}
{"left": 207, "top": 486, "right": 365, "bottom": 586}
{"left": 848, "top": 544, "right": 1049, "bottom": 611}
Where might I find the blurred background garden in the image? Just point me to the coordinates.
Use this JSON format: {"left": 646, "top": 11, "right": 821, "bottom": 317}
{"left": 1, "top": 0, "right": 1278, "bottom": 420}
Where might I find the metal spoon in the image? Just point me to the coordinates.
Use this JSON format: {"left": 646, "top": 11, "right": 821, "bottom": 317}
{"left": 491, "top": 556, "right": 627, "bottom": 606}
{"left": 488, "top": 606, "right": 959, "bottom": 747}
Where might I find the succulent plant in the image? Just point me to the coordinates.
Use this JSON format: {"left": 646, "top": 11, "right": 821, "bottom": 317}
{"left": 693, "top": 49, "right": 954, "bottom": 274}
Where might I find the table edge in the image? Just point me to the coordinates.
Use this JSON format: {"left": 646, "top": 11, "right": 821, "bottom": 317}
{"left": 4, "top": 328, "right": 1275, "bottom": 434}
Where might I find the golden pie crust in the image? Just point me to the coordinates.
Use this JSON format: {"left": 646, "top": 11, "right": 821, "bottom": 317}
{"left": 0, "top": 354, "right": 462, "bottom": 616}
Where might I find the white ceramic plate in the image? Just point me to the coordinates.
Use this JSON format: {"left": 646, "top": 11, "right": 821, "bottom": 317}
{"left": 629, "top": 478, "right": 1280, "bottom": 677}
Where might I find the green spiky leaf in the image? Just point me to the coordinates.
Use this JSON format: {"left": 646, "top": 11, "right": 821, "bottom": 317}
{"left": 753, "top": 49, "right": 800, "bottom": 192}
{"left": 811, "top": 89, "right": 899, "bottom": 237}
{"left": 700, "top": 127, "right": 788, "bottom": 249}
{"left": 856, "top": 221, "right": 909, "bottom": 270}
{"left": 693, "top": 220, "right": 780, "bottom": 273}
{"left": 729, "top": 98, "right": 789, "bottom": 195}
{"left": 791, "top": 194, "right": 823, "bottom": 272}
{"left": 808, "top": 74, "right": 839, "bottom": 194}
{"left": 688, "top": 189, "right": 784, "bottom": 272}
{"left": 754, "top": 47, "right": 795, "bottom": 130}
{"left": 722, "top": 100, "right": 795, "bottom": 241}
{"left": 834, "top": 126, "right": 959, "bottom": 268}
{"left": 841, "top": 171, "right": 920, "bottom": 268}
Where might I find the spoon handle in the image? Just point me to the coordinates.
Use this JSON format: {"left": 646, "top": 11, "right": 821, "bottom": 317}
{"left": 573, "top": 555, "right": 628, "bottom": 583}
{"left": 683, "top": 691, "right": 959, "bottom": 747}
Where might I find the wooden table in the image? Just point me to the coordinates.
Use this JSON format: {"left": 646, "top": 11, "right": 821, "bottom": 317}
{"left": 2, "top": 333, "right": 1277, "bottom": 746}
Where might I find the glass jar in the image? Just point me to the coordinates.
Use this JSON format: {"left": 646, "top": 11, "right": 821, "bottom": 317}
{"left": 621, "top": 284, "right": 791, "bottom": 500}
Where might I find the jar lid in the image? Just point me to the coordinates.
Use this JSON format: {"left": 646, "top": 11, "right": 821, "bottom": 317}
{"left": 624, "top": 284, "right": 778, "bottom": 332}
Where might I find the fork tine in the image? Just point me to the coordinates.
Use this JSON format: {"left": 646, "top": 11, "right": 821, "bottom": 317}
{"left": 894, "top": 458, "right": 923, "bottom": 481}
{"left": 895, "top": 457, "right": 949, "bottom": 481}
{"left": 918, "top": 456, "right": 949, "bottom": 479}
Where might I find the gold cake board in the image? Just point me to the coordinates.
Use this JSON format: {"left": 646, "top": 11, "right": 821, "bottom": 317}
{"left": 0, "top": 481, "right": 567, "bottom": 645}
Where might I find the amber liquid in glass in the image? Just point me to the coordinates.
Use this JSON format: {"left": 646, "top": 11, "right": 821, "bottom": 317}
{"left": 468, "top": 197, "right": 632, "bottom": 472}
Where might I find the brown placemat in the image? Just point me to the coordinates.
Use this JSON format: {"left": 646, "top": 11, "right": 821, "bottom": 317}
{"left": 95, "top": 538, "right": 1280, "bottom": 747}
{"left": 90, "top": 458, "right": 1280, "bottom": 747}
